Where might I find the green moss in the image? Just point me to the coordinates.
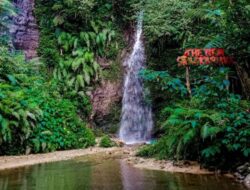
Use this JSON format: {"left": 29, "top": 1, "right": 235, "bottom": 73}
{"left": 102, "top": 60, "right": 123, "bottom": 82}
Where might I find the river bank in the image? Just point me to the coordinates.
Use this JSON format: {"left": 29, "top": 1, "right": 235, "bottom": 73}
{"left": 0, "top": 145, "right": 222, "bottom": 175}
{"left": 0, "top": 147, "right": 120, "bottom": 170}
{"left": 2, "top": 143, "right": 249, "bottom": 188}
{"left": 1, "top": 149, "right": 245, "bottom": 190}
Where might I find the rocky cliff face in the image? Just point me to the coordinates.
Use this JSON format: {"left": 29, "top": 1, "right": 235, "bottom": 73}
{"left": 10, "top": 0, "right": 39, "bottom": 59}
{"left": 90, "top": 79, "right": 122, "bottom": 132}
{"left": 91, "top": 80, "right": 122, "bottom": 119}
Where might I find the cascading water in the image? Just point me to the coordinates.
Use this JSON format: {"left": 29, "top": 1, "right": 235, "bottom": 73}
{"left": 119, "top": 12, "right": 153, "bottom": 144}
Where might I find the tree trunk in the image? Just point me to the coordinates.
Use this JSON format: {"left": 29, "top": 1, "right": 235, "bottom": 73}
{"left": 235, "top": 63, "right": 250, "bottom": 100}
{"left": 186, "top": 66, "right": 192, "bottom": 97}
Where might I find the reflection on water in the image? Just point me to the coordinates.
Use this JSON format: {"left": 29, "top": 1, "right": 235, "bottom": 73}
{"left": 0, "top": 155, "right": 246, "bottom": 190}
{"left": 119, "top": 160, "right": 246, "bottom": 190}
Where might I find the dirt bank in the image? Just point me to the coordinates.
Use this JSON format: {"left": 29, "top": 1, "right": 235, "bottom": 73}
{"left": 0, "top": 147, "right": 121, "bottom": 170}
{"left": 121, "top": 146, "right": 216, "bottom": 175}
{"left": 127, "top": 157, "right": 217, "bottom": 174}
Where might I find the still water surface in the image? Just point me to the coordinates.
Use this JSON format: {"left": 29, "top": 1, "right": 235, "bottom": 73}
{"left": 0, "top": 154, "right": 246, "bottom": 190}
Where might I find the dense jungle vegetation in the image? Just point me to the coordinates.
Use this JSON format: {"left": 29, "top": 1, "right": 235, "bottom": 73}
{"left": 0, "top": 0, "right": 249, "bottom": 170}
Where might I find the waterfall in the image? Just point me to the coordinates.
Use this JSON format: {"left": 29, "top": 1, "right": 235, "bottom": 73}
{"left": 119, "top": 11, "right": 153, "bottom": 144}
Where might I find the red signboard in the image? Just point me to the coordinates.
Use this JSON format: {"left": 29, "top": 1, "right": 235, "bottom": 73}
{"left": 177, "top": 48, "right": 235, "bottom": 66}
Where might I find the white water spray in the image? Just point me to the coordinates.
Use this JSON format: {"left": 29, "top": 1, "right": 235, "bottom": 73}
{"left": 119, "top": 11, "right": 153, "bottom": 144}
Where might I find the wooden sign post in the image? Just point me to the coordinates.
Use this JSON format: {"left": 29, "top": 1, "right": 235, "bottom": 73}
{"left": 177, "top": 48, "right": 235, "bottom": 97}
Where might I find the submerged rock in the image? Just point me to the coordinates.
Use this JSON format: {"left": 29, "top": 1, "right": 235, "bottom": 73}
{"left": 244, "top": 174, "right": 250, "bottom": 188}
{"left": 237, "top": 163, "right": 250, "bottom": 175}
{"left": 235, "top": 162, "right": 250, "bottom": 187}
{"left": 234, "top": 172, "right": 245, "bottom": 181}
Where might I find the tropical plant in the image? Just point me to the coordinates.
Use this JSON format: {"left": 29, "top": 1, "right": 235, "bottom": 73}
{"left": 0, "top": 47, "right": 95, "bottom": 155}
{"left": 30, "top": 94, "right": 95, "bottom": 153}
{"left": 138, "top": 67, "right": 250, "bottom": 169}
{"left": 139, "top": 69, "right": 187, "bottom": 98}
{"left": 52, "top": 19, "right": 117, "bottom": 94}
{"left": 99, "top": 135, "right": 115, "bottom": 148}
{"left": 0, "top": 48, "right": 42, "bottom": 154}
{"left": 53, "top": 49, "right": 100, "bottom": 95}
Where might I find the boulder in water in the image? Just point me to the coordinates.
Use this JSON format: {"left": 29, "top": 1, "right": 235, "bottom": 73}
{"left": 244, "top": 174, "right": 250, "bottom": 188}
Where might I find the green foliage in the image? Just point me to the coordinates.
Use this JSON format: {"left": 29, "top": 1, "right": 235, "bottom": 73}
{"left": 136, "top": 144, "right": 158, "bottom": 158}
{"left": 138, "top": 67, "right": 250, "bottom": 169}
{"left": 102, "top": 60, "right": 122, "bottom": 81}
{"left": 35, "top": 0, "right": 120, "bottom": 103}
{"left": 0, "top": 48, "right": 42, "bottom": 154}
{"left": 0, "top": 0, "right": 16, "bottom": 46}
{"left": 30, "top": 95, "right": 95, "bottom": 153}
{"left": 52, "top": 23, "right": 117, "bottom": 93}
{"left": 0, "top": 0, "right": 15, "bottom": 15}
{"left": 52, "top": 28, "right": 118, "bottom": 95}
{"left": 135, "top": 0, "right": 250, "bottom": 169}
{"left": 142, "top": 0, "right": 249, "bottom": 61}
{"left": 50, "top": 0, "right": 96, "bottom": 26}
{"left": 53, "top": 49, "right": 100, "bottom": 95}
{"left": 57, "top": 24, "right": 116, "bottom": 57}
{"left": 99, "top": 135, "right": 115, "bottom": 148}
{"left": 0, "top": 47, "right": 95, "bottom": 155}
{"left": 142, "top": 0, "right": 197, "bottom": 43}
{"left": 139, "top": 69, "right": 187, "bottom": 97}
{"left": 0, "top": 0, "right": 129, "bottom": 156}
{"left": 1, "top": 0, "right": 249, "bottom": 173}
{"left": 35, "top": 0, "right": 119, "bottom": 67}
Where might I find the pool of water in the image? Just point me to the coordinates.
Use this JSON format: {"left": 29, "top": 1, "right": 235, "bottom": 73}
{"left": 0, "top": 154, "right": 246, "bottom": 190}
